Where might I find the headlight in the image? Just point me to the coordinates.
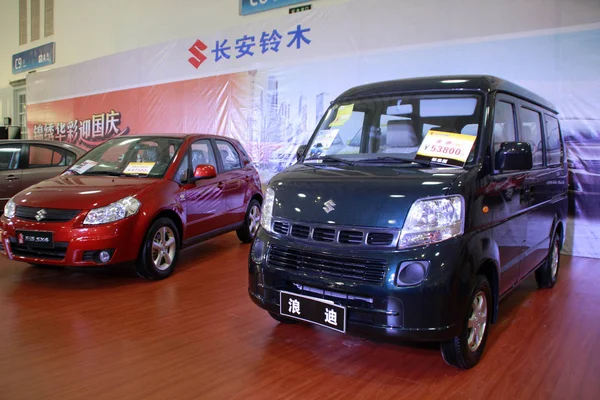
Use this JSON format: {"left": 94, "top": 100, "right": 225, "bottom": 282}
{"left": 83, "top": 196, "right": 141, "bottom": 225}
{"left": 398, "top": 195, "right": 464, "bottom": 249}
{"left": 3, "top": 198, "right": 16, "bottom": 219}
{"left": 260, "top": 187, "right": 275, "bottom": 233}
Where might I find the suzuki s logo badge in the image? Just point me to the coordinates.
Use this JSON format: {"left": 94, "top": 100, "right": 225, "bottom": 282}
{"left": 35, "top": 209, "right": 47, "bottom": 221}
{"left": 323, "top": 199, "right": 336, "bottom": 214}
{"left": 18, "top": 233, "right": 24, "bottom": 244}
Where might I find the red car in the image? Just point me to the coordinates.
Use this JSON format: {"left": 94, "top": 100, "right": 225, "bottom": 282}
{"left": 0, "top": 134, "right": 263, "bottom": 280}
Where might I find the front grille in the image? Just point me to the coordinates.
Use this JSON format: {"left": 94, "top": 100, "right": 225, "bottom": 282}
{"left": 367, "top": 232, "right": 395, "bottom": 246}
{"left": 313, "top": 227, "right": 336, "bottom": 242}
{"left": 273, "top": 221, "right": 290, "bottom": 235}
{"left": 267, "top": 244, "right": 387, "bottom": 285}
{"left": 9, "top": 241, "right": 69, "bottom": 260}
{"left": 15, "top": 207, "right": 80, "bottom": 222}
{"left": 271, "top": 218, "right": 399, "bottom": 248}
{"left": 339, "top": 230, "right": 364, "bottom": 244}
{"left": 291, "top": 224, "right": 310, "bottom": 239}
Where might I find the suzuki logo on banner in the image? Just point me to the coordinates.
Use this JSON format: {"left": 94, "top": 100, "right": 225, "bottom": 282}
{"left": 187, "top": 24, "right": 311, "bottom": 70}
{"left": 188, "top": 39, "right": 208, "bottom": 69}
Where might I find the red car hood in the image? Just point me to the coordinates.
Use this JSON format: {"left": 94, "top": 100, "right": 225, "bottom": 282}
{"left": 12, "top": 175, "right": 162, "bottom": 210}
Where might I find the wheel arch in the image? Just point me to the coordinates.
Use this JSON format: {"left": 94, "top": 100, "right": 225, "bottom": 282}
{"left": 149, "top": 209, "right": 185, "bottom": 245}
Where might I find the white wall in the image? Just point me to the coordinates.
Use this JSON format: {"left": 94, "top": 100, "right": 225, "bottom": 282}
{"left": 0, "top": 0, "right": 352, "bottom": 90}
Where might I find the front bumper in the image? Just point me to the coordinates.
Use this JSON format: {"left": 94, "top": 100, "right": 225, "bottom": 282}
{"left": 0, "top": 214, "right": 144, "bottom": 266}
{"left": 248, "top": 229, "right": 472, "bottom": 343}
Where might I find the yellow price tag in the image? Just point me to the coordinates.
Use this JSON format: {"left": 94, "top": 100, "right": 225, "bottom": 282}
{"left": 417, "top": 130, "right": 476, "bottom": 165}
{"left": 330, "top": 104, "right": 354, "bottom": 127}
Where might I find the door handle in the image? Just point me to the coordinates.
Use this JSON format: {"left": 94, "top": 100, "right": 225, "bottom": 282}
{"left": 5, "top": 175, "right": 19, "bottom": 181}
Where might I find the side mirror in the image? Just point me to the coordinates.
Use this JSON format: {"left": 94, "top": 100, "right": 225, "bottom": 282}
{"left": 495, "top": 142, "right": 532, "bottom": 172}
{"left": 192, "top": 164, "right": 217, "bottom": 180}
{"left": 296, "top": 145, "right": 307, "bottom": 160}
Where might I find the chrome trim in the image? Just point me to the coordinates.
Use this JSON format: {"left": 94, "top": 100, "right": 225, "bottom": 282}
{"left": 270, "top": 217, "right": 401, "bottom": 248}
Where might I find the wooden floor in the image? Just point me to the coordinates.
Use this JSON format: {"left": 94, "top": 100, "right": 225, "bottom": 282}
{"left": 0, "top": 233, "right": 598, "bottom": 400}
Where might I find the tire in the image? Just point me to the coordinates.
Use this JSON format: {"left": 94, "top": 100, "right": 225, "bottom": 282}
{"left": 135, "top": 217, "right": 180, "bottom": 281}
{"left": 440, "top": 275, "right": 492, "bottom": 369}
{"left": 269, "top": 312, "right": 298, "bottom": 324}
{"left": 236, "top": 199, "right": 261, "bottom": 243}
{"left": 535, "top": 233, "right": 560, "bottom": 289}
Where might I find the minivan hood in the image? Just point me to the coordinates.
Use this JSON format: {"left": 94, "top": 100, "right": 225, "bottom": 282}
{"left": 270, "top": 163, "right": 462, "bottom": 229}
{"left": 12, "top": 175, "right": 161, "bottom": 210}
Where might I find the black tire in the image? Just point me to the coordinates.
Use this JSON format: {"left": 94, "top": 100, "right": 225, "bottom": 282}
{"left": 236, "top": 199, "right": 261, "bottom": 243}
{"left": 440, "top": 275, "right": 492, "bottom": 369}
{"left": 269, "top": 312, "right": 298, "bottom": 324}
{"left": 135, "top": 217, "right": 180, "bottom": 281}
{"left": 535, "top": 233, "right": 560, "bottom": 289}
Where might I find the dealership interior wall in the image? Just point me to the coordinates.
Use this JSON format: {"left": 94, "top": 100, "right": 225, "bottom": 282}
{"left": 3, "top": 0, "right": 599, "bottom": 257}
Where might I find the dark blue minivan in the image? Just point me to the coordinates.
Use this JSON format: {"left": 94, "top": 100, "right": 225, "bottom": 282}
{"left": 248, "top": 76, "right": 568, "bottom": 368}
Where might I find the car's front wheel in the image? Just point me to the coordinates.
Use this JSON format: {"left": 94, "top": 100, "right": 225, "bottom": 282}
{"left": 136, "top": 218, "right": 180, "bottom": 280}
{"left": 440, "top": 275, "right": 492, "bottom": 369}
{"left": 236, "top": 199, "right": 261, "bottom": 243}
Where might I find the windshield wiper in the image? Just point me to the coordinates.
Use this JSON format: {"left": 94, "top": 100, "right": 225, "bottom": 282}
{"left": 357, "top": 156, "right": 459, "bottom": 168}
{"left": 304, "top": 155, "right": 355, "bottom": 166}
{"left": 81, "top": 171, "right": 124, "bottom": 177}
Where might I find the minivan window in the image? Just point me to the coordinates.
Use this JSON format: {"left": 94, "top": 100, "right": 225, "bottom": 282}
{"left": 520, "top": 107, "right": 544, "bottom": 168}
{"left": 545, "top": 115, "right": 562, "bottom": 166}
{"left": 305, "top": 94, "right": 483, "bottom": 163}
{"left": 492, "top": 101, "right": 517, "bottom": 159}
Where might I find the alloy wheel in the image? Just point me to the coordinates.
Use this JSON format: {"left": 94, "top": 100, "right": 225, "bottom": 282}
{"left": 467, "top": 291, "right": 488, "bottom": 352}
{"left": 248, "top": 204, "right": 261, "bottom": 236}
{"left": 151, "top": 226, "right": 177, "bottom": 271}
{"left": 550, "top": 240, "right": 559, "bottom": 279}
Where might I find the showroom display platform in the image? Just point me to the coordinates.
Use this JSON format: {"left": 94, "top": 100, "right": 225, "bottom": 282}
{"left": 0, "top": 232, "right": 598, "bottom": 400}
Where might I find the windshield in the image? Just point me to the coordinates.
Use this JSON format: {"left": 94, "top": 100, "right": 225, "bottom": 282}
{"left": 304, "top": 94, "right": 483, "bottom": 166}
{"left": 66, "top": 137, "right": 183, "bottom": 178}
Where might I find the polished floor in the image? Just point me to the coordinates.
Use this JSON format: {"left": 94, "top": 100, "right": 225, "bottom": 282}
{"left": 0, "top": 233, "right": 598, "bottom": 400}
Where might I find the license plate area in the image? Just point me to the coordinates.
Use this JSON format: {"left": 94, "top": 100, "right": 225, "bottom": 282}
{"left": 16, "top": 230, "right": 54, "bottom": 249}
{"left": 280, "top": 291, "right": 346, "bottom": 333}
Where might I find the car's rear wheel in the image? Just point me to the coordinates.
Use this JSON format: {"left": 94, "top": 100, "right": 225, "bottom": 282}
{"left": 535, "top": 233, "right": 561, "bottom": 289}
{"left": 136, "top": 218, "right": 180, "bottom": 281}
{"left": 236, "top": 199, "right": 261, "bottom": 243}
{"left": 440, "top": 275, "right": 492, "bottom": 369}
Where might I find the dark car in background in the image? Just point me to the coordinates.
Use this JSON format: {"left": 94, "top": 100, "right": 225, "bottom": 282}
{"left": 249, "top": 76, "right": 568, "bottom": 369}
{"left": 0, "top": 140, "right": 85, "bottom": 211}
{"left": 1, "top": 134, "right": 263, "bottom": 280}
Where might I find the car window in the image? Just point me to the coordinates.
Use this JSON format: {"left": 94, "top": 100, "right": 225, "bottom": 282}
{"left": 492, "top": 101, "right": 517, "bottom": 162}
{"left": 174, "top": 154, "right": 189, "bottom": 183}
{"left": 545, "top": 115, "right": 563, "bottom": 166}
{"left": 29, "top": 145, "right": 60, "bottom": 168}
{"left": 191, "top": 140, "right": 217, "bottom": 171}
{"left": 0, "top": 144, "right": 22, "bottom": 171}
{"left": 520, "top": 107, "right": 544, "bottom": 168}
{"left": 216, "top": 140, "right": 241, "bottom": 171}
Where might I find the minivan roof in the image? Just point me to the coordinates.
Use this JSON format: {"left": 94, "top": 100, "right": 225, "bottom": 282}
{"left": 336, "top": 75, "right": 557, "bottom": 113}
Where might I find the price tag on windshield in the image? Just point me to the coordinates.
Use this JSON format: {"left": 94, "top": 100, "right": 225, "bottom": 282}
{"left": 330, "top": 104, "right": 354, "bottom": 127}
{"left": 416, "top": 130, "right": 476, "bottom": 166}
{"left": 68, "top": 160, "right": 98, "bottom": 174}
{"left": 123, "top": 162, "right": 156, "bottom": 175}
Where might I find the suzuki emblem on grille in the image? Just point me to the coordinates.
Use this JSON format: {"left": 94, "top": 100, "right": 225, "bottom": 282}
{"left": 323, "top": 199, "right": 336, "bottom": 214}
{"left": 35, "top": 209, "right": 47, "bottom": 221}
